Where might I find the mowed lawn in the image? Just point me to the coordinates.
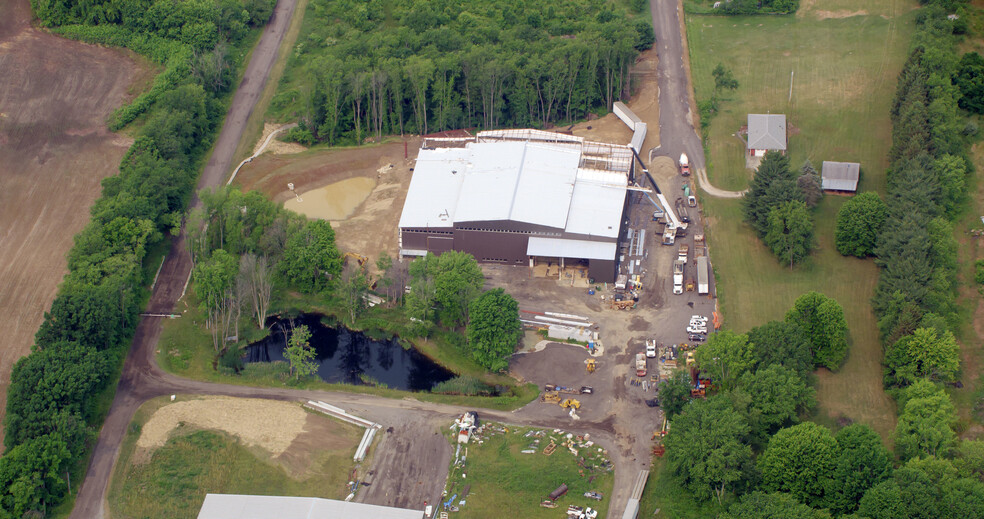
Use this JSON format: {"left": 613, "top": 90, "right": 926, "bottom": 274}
{"left": 686, "top": 1, "right": 919, "bottom": 440}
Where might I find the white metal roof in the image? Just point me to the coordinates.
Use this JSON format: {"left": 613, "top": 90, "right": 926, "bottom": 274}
{"left": 400, "top": 137, "right": 627, "bottom": 236}
{"left": 566, "top": 169, "right": 627, "bottom": 238}
{"left": 397, "top": 147, "right": 468, "bottom": 229}
{"left": 747, "top": 114, "right": 787, "bottom": 151}
{"left": 821, "top": 161, "right": 860, "bottom": 191}
{"left": 527, "top": 237, "right": 617, "bottom": 260}
{"left": 197, "top": 494, "right": 425, "bottom": 519}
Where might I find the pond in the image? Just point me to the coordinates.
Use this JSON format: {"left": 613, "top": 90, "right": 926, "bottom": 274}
{"left": 243, "top": 313, "right": 454, "bottom": 391}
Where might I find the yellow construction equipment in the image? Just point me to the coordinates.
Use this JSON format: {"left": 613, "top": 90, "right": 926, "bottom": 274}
{"left": 559, "top": 398, "right": 581, "bottom": 410}
{"left": 541, "top": 391, "right": 561, "bottom": 404}
{"left": 585, "top": 359, "right": 596, "bottom": 373}
{"left": 343, "top": 252, "right": 368, "bottom": 267}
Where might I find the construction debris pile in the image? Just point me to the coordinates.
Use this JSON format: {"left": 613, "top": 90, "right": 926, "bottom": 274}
{"left": 444, "top": 420, "right": 612, "bottom": 518}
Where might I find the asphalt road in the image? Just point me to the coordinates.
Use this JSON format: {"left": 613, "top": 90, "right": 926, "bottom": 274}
{"left": 70, "top": 1, "right": 711, "bottom": 518}
{"left": 650, "top": 0, "right": 744, "bottom": 198}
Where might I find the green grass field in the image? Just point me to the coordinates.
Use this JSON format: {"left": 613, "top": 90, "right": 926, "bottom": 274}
{"left": 442, "top": 424, "right": 614, "bottom": 518}
{"left": 687, "top": 1, "right": 919, "bottom": 440}
{"left": 108, "top": 398, "right": 361, "bottom": 519}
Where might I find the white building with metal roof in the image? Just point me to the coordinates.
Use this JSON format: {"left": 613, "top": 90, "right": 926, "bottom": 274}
{"left": 399, "top": 130, "right": 633, "bottom": 281}
{"left": 197, "top": 494, "right": 425, "bottom": 519}
{"left": 821, "top": 161, "right": 861, "bottom": 192}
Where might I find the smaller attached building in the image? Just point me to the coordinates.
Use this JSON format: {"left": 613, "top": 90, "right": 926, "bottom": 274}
{"left": 821, "top": 161, "right": 860, "bottom": 193}
{"left": 747, "top": 114, "right": 787, "bottom": 156}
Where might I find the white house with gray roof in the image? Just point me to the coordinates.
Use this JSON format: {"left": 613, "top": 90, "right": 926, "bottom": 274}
{"left": 747, "top": 114, "right": 787, "bottom": 156}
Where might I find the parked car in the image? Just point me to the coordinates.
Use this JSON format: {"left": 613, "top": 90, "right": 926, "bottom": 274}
{"left": 687, "top": 326, "right": 707, "bottom": 335}
{"left": 584, "top": 491, "right": 604, "bottom": 501}
{"left": 646, "top": 341, "right": 657, "bottom": 358}
{"left": 644, "top": 399, "right": 659, "bottom": 408}
{"left": 689, "top": 334, "right": 705, "bottom": 342}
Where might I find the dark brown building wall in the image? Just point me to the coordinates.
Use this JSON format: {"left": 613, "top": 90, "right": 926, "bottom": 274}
{"left": 589, "top": 259, "right": 616, "bottom": 282}
{"left": 454, "top": 229, "right": 529, "bottom": 264}
{"left": 401, "top": 228, "right": 453, "bottom": 250}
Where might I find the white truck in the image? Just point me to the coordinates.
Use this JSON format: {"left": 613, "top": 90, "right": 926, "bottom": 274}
{"left": 672, "top": 259, "right": 685, "bottom": 295}
{"left": 679, "top": 153, "right": 690, "bottom": 176}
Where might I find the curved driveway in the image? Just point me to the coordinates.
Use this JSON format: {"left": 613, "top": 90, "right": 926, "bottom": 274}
{"left": 70, "top": 1, "right": 719, "bottom": 518}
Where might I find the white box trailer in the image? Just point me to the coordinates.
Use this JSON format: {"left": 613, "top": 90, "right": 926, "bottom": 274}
{"left": 697, "top": 256, "right": 709, "bottom": 295}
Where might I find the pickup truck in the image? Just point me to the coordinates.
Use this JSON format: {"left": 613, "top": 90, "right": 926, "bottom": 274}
{"left": 635, "top": 353, "right": 647, "bottom": 377}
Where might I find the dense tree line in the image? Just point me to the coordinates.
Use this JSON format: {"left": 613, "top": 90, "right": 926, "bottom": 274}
{"left": 870, "top": 6, "right": 971, "bottom": 397}
{"left": 274, "top": 0, "right": 654, "bottom": 145}
{"left": 661, "top": 293, "right": 984, "bottom": 518}
{"left": 1, "top": 2, "right": 274, "bottom": 516}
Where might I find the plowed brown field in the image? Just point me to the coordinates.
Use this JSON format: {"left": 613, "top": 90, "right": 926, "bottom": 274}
{"left": 0, "top": 0, "right": 145, "bottom": 447}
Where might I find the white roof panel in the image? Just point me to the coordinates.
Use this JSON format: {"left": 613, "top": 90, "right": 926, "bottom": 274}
{"left": 398, "top": 147, "right": 469, "bottom": 229}
{"left": 510, "top": 144, "right": 580, "bottom": 228}
{"left": 565, "top": 169, "right": 627, "bottom": 238}
{"left": 454, "top": 142, "right": 524, "bottom": 223}
{"left": 400, "top": 134, "right": 629, "bottom": 235}
{"left": 198, "top": 494, "right": 425, "bottom": 519}
{"left": 527, "top": 237, "right": 617, "bottom": 260}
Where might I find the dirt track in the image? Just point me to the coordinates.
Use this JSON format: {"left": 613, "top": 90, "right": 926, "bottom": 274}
{"left": 0, "top": 0, "right": 143, "bottom": 447}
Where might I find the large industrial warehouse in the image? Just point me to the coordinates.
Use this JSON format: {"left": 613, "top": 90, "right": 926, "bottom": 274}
{"left": 398, "top": 129, "right": 634, "bottom": 282}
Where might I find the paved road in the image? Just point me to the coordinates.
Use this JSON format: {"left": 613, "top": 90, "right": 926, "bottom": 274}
{"left": 651, "top": 0, "right": 745, "bottom": 198}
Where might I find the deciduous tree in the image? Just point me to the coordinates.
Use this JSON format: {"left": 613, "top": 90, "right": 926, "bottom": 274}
{"left": 884, "top": 327, "right": 960, "bottom": 386}
{"left": 466, "top": 289, "right": 522, "bottom": 372}
{"left": 280, "top": 220, "right": 342, "bottom": 293}
{"left": 664, "top": 395, "right": 752, "bottom": 504}
{"left": 828, "top": 424, "right": 892, "bottom": 515}
{"left": 786, "top": 292, "right": 849, "bottom": 370}
{"left": 746, "top": 320, "right": 814, "bottom": 377}
{"left": 765, "top": 200, "right": 814, "bottom": 268}
{"left": 694, "top": 331, "right": 755, "bottom": 390}
{"left": 759, "top": 422, "right": 839, "bottom": 509}
{"left": 659, "top": 369, "right": 693, "bottom": 418}
{"left": 285, "top": 324, "right": 317, "bottom": 379}
{"left": 721, "top": 492, "right": 831, "bottom": 519}
{"left": 894, "top": 380, "right": 957, "bottom": 461}
{"left": 836, "top": 192, "right": 888, "bottom": 258}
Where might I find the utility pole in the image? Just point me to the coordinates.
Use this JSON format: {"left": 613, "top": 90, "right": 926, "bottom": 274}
{"left": 789, "top": 70, "right": 794, "bottom": 103}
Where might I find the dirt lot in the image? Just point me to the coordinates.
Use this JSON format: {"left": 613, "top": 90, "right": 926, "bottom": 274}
{"left": 0, "top": 0, "right": 146, "bottom": 447}
{"left": 134, "top": 396, "right": 359, "bottom": 476}
{"left": 233, "top": 138, "right": 420, "bottom": 272}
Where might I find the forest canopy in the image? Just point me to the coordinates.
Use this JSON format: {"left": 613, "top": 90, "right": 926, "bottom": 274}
{"left": 272, "top": 0, "right": 654, "bottom": 145}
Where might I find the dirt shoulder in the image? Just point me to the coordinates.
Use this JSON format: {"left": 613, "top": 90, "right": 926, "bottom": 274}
{"left": 0, "top": 0, "right": 145, "bottom": 448}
